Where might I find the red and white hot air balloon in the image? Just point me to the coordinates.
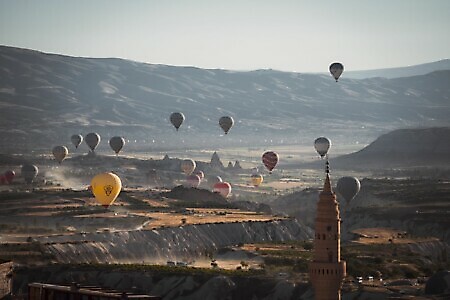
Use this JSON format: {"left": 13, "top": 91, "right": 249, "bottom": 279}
{"left": 213, "top": 182, "right": 232, "bottom": 198}
{"left": 262, "top": 151, "right": 279, "bottom": 173}
{"left": 4, "top": 170, "right": 15, "bottom": 184}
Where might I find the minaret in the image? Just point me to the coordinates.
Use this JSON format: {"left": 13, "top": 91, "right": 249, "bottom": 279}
{"left": 309, "top": 161, "right": 346, "bottom": 300}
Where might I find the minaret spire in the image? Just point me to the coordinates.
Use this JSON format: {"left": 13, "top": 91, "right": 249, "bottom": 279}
{"left": 309, "top": 158, "right": 346, "bottom": 300}
{"left": 323, "top": 158, "right": 332, "bottom": 194}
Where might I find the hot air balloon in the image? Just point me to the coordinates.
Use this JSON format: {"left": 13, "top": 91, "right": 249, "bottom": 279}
{"left": 213, "top": 182, "right": 232, "bottom": 198}
{"left": 71, "top": 134, "right": 83, "bottom": 149}
{"left": 85, "top": 132, "right": 101, "bottom": 152}
{"left": 181, "top": 159, "right": 196, "bottom": 175}
{"left": 314, "top": 137, "right": 331, "bottom": 158}
{"left": 170, "top": 112, "right": 185, "bottom": 131}
{"left": 262, "top": 151, "right": 279, "bottom": 173}
{"left": 194, "top": 170, "right": 205, "bottom": 181}
{"left": 185, "top": 174, "right": 201, "bottom": 188}
{"left": 207, "top": 175, "right": 222, "bottom": 189}
{"left": 219, "top": 116, "right": 234, "bottom": 134}
{"left": 52, "top": 146, "right": 69, "bottom": 164}
{"left": 4, "top": 170, "right": 15, "bottom": 184}
{"left": 251, "top": 174, "right": 263, "bottom": 187}
{"left": 109, "top": 136, "right": 125, "bottom": 155}
{"left": 91, "top": 172, "right": 122, "bottom": 208}
{"left": 21, "top": 164, "right": 38, "bottom": 184}
{"left": 329, "top": 62, "right": 344, "bottom": 82}
{"left": 336, "top": 176, "right": 360, "bottom": 204}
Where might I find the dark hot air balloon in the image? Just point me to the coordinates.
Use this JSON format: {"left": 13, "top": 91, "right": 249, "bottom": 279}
{"left": 219, "top": 116, "right": 234, "bottom": 134}
{"left": 85, "top": 133, "right": 101, "bottom": 152}
{"left": 71, "top": 134, "right": 83, "bottom": 149}
{"left": 109, "top": 136, "right": 125, "bottom": 155}
{"left": 170, "top": 112, "right": 185, "bottom": 131}
{"left": 336, "top": 176, "right": 360, "bottom": 204}
{"left": 52, "top": 145, "right": 68, "bottom": 164}
{"left": 21, "top": 164, "right": 38, "bottom": 184}
{"left": 329, "top": 62, "right": 344, "bottom": 82}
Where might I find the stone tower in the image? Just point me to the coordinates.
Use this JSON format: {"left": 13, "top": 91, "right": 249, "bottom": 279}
{"left": 309, "top": 167, "right": 346, "bottom": 300}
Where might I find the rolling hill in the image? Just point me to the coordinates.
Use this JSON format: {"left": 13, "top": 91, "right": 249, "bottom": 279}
{"left": 332, "top": 127, "right": 450, "bottom": 169}
{"left": 1, "top": 46, "right": 450, "bottom": 152}
{"left": 344, "top": 59, "right": 450, "bottom": 79}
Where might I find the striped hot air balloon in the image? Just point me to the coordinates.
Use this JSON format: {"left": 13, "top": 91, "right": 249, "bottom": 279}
{"left": 262, "top": 151, "right": 279, "bottom": 173}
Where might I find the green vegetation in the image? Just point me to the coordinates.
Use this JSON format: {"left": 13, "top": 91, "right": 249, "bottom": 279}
{"left": 342, "top": 243, "right": 449, "bottom": 279}
{"left": 62, "top": 263, "right": 265, "bottom": 278}
{"left": 246, "top": 241, "right": 314, "bottom": 275}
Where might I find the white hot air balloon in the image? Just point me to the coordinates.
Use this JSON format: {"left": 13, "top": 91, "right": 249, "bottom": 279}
{"left": 314, "top": 137, "right": 331, "bottom": 158}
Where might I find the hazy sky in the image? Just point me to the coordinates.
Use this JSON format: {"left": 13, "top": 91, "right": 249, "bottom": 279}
{"left": 1, "top": 0, "right": 449, "bottom": 72}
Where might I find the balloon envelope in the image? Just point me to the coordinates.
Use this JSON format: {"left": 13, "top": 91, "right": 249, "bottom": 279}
{"left": 262, "top": 151, "right": 279, "bottom": 172}
{"left": 181, "top": 159, "right": 196, "bottom": 175}
{"left": 336, "top": 176, "right": 361, "bottom": 203}
{"left": 251, "top": 174, "right": 263, "bottom": 187}
{"left": 85, "top": 132, "right": 101, "bottom": 151}
{"left": 170, "top": 112, "right": 185, "bottom": 131}
{"left": 71, "top": 134, "right": 83, "bottom": 149}
{"left": 91, "top": 172, "right": 122, "bottom": 207}
{"left": 329, "top": 62, "right": 344, "bottom": 82}
{"left": 194, "top": 170, "right": 205, "bottom": 180}
{"left": 207, "top": 175, "right": 222, "bottom": 188}
{"left": 52, "top": 145, "right": 69, "bottom": 164}
{"left": 4, "top": 170, "right": 15, "bottom": 184}
{"left": 251, "top": 167, "right": 259, "bottom": 175}
{"left": 21, "top": 164, "right": 38, "bottom": 184}
{"left": 219, "top": 116, "right": 234, "bottom": 134}
{"left": 185, "top": 174, "right": 201, "bottom": 188}
{"left": 314, "top": 137, "right": 331, "bottom": 158}
{"left": 109, "top": 136, "right": 125, "bottom": 154}
{"left": 213, "top": 182, "right": 232, "bottom": 198}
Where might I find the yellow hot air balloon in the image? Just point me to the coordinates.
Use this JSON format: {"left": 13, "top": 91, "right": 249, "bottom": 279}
{"left": 91, "top": 172, "right": 122, "bottom": 208}
{"left": 251, "top": 174, "right": 263, "bottom": 187}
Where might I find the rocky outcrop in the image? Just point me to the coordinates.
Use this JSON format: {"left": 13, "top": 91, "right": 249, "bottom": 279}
{"left": 11, "top": 264, "right": 313, "bottom": 300}
{"left": 35, "top": 219, "right": 313, "bottom": 264}
{"left": 160, "top": 186, "right": 229, "bottom": 206}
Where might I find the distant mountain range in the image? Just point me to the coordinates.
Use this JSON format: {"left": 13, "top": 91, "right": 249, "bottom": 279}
{"left": 1, "top": 46, "right": 449, "bottom": 152}
{"left": 332, "top": 127, "right": 450, "bottom": 169}
{"left": 344, "top": 59, "right": 450, "bottom": 79}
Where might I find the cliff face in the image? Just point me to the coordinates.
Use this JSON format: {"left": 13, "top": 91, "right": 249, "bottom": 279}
{"left": 35, "top": 219, "right": 313, "bottom": 264}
